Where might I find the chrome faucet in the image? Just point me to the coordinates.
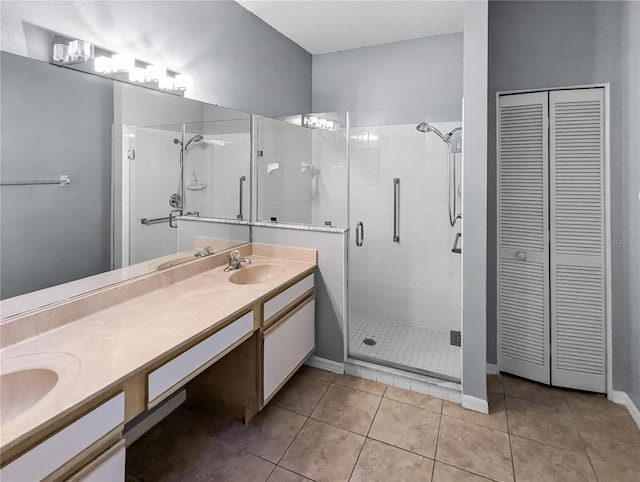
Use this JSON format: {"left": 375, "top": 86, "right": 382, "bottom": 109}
{"left": 224, "top": 250, "right": 251, "bottom": 271}
{"left": 194, "top": 246, "right": 213, "bottom": 258}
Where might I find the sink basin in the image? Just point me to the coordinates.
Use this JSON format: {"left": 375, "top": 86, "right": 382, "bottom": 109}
{"left": 0, "top": 369, "right": 58, "bottom": 424}
{"left": 228, "top": 264, "right": 282, "bottom": 285}
{"left": 0, "top": 352, "right": 81, "bottom": 425}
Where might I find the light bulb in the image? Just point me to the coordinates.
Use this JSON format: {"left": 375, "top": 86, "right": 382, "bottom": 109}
{"left": 94, "top": 56, "right": 113, "bottom": 73}
{"left": 52, "top": 43, "right": 69, "bottom": 62}
{"left": 128, "top": 67, "right": 147, "bottom": 82}
{"left": 112, "top": 53, "right": 135, "bottom": 72}
{"left": 174, "top": 74, "right": 193, "bottom": 91}
{"left": 158, "top": 76, "right": 175, "bottom": 90}
{"left": 146, "top": 65, "right": 166, "bottom": 82}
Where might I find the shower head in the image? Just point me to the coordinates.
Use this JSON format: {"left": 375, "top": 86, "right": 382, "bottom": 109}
{"left": 416, "top": 122, "right": 450, "bottom": 144}
{"left": 184, "top": 134, "right": 204, "bottom": 150}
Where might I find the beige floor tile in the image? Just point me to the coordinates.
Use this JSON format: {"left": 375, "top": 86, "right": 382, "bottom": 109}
{"left": 187, "top": 441, "right": 274, "bottom": 481}
{"left": 436, "top": 415, "right": 513, "bottom": 482}
{"left": 272, "top": 372, "right": 330, "bottom": 416}
{"left": 432, "top": 462, "right": 494, "bottom": 481}
{"left": 298, "top": 365, "right": 337, "bottom": 382}
{"left": 510, "top": 435, "right": 595, "bottom": 482}
{"left": 368, "top": 398, "right": 440, "bottom": 458}
{"left": 311, "top": 383, "right": 381, "bottom": 435}
{"left": 126, "top": 406, "right": 233, "bottom": 482}
{"left": 487, "top": 375, "right": 504, "bottom": 394}
{"left": 443, "top": 392, "right": 507, "bottom": 432}
{"left": 279, "top": 418, "right": 365, "bottom": 482}
{"left": 267, "top": 466, "right": 313, "bottom": 482}
{"left": 506, "top": 397, "right": 582, "bottom": 448}
{"left": 222, "top": 405, "right": 306, "bottom": 463}
{"left": 502, "top": 375, "right": 567, "bottom": 408}
{"left": 564, "top": 390, "right": 621, "bottom": 416}
{"left": 350, "top": 439, "right": 433, "bottom": 482}
{"left": 590, "top": 456, "right": 640, "bottom": 482}
{"left": 332, "top": 374, "right": 388, "bottom": 395}
{"left": 572, "top": 412, "right": 640, "bottom": 471}
{"left": 384, "top": 386, "right": 443, "bottom": 413}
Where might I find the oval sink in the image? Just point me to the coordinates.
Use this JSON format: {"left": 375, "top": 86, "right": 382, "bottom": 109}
{"left": 228, "top": 264, "right": 281, "bottom": 285}
{"left": 0, "top": 369, "right": 58, "bottom": 424}
{"left": 0, "top": 351, "right": 81, "bottom": 426}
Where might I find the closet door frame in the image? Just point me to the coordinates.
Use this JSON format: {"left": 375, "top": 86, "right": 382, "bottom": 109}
{"left": 495, "top": 83, "right": 612, "bottom": 397}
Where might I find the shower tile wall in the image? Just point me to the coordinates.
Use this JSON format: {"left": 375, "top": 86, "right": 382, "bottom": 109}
{"left": 183, "top": 127, "right": 250, "bottom": 220}
{"left": 350, "top": 123, "right": 461, "bottom": 334}
{"left": 311, "top": 128, "right": 348, "bottom": 228}
{"left": 128, "top": 127, "right": 180, "bottom": 264}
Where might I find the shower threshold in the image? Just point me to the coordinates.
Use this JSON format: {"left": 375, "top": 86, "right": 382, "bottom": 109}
{"left": 349, "top": 313, "right": 461, "bottom": 382}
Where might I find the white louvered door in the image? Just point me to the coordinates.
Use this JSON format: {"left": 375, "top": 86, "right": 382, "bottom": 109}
{"left": 550, "top": 88, "right": 606, "bottom": 392}
{"left": 497, "top": 92, "right": 551, "bottom": 384}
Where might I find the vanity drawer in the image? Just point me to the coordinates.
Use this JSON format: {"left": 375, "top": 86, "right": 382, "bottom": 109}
{"left": 147, "top": 311, "right": 253, "bottom": 405}
{"left": 263, "top": 274, "right": 314, "bottom": 322}
{"left": 67, "top": 440, "right": 125, "bottom": 482}
{"left": 263, "top": 297, "right": 315, "bottom": 403}
{"left": 1, "top": 392, "right": 125, "bottom": 482}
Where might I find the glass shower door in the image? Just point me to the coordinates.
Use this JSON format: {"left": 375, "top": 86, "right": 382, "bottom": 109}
{"left": 348, "top": 122, "right": 462, "bottom": 381}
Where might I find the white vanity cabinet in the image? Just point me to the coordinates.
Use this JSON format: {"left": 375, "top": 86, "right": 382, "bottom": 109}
{"left": 261, "top": 274, "right": 315, "bottom": 405}
{"left": 0, "top": 392, "right": 125, "bottom": 482}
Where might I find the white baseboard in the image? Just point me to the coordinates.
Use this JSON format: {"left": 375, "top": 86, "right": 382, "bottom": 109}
{"left": 462, "top": 394, "right": 489, "bottom": 414}
{"left": 124, "top": 389, "right": 186, "bottom": 447}
{"left": 486, "top": 363, "right": 499, "bottom": 375}
{"left": 610, "top": 390, "right": 640, "bottom": 429}
{"left": 304, "top": 354, "right": 344, "bottom": 374}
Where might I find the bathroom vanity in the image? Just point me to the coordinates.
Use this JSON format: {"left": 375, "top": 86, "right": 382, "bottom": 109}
{"left": 0, "top": 244, "right": 316, "bottom": 481}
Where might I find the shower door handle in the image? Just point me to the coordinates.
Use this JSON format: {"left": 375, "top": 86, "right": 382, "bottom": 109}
{"left": 393, "top": 178, "right": 400, "bottom": 243}
{"left": 237, "top": 175, "right": 246, "bottom": 220}
{"left": 355, "top": 222, "right": 364, "bottom": 247}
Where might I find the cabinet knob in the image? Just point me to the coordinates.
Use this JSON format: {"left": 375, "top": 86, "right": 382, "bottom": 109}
{"left": 515, "top": 250, "right": 527, "bottom": 261}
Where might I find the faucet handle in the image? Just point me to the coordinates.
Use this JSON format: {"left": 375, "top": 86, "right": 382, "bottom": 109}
{"left": 229, "top": 249, "right": 240, "bottom": 260}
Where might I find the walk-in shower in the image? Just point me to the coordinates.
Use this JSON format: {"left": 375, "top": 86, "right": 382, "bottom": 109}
{"left": 170, "top": 134, "right": 204, "bottom": 218}
{"left": 349, "top": 117, "right": 463, "bottom": 381}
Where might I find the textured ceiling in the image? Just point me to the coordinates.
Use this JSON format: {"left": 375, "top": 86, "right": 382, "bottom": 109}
{"left": 235, "top": 1, "right": 463, "bottom": 54}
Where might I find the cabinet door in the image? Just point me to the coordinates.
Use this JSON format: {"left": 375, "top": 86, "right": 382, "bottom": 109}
{"left": 497, "top": 91, "right": 551, "bottom": 384}
{"left": 550, "top": 88, "right": 606, "bottom": 392}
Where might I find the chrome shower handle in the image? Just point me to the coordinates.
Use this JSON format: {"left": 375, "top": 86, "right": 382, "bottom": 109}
{"left": 393, "top": 178, "right": 400, "bottom": 243}
{"left": 237, "top": 175, "right": 246, "bottom": 220}
{"left": 355, "top": 221, "right": 364, "bottom": 247}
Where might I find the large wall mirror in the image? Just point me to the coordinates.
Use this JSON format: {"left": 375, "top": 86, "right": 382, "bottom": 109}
{"left": 0, "top": 52, "right": 251, "bottom": 318}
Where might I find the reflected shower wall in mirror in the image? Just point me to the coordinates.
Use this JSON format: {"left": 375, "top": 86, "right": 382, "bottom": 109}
{"left": 0, "top": 52, "right": 251, "bottom": 316}
{"left": 256, "top": 113, "right": 348, "bottom": 228}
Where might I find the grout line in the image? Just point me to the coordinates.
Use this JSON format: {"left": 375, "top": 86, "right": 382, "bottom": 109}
{"left": 435, "top": 460, "right": 498, "bottom": 481}
{"left": 503, "top": 396, "right": 517, "bottom": 482}
{"left": 431, "top": 408, "right": 443, "bottom": 481}
{"left": 564, "top": 394, "right": 600, "bottom": 481}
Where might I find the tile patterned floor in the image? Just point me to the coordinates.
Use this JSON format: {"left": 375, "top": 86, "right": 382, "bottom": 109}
{"left": 127, "top": 367, "right": 640, "bottom": 482}
{"left": 349, "top": 313, "right": 461, "bottom": 380}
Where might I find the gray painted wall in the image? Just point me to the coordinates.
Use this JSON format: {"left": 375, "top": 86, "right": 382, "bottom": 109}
{"left": 0, "top": 1, "right": 312, "bottom": 117}
{"left": 487, "top": 1, "right": 639, "bottom": 403}
{"left": 461, "top": 0, "right": 489, "bottom": 404}
{"left": 0, "top": 52, "right": 113, "bottom": 298}
{"left": 312, "top": 33, "right": 463, "bottom": 125}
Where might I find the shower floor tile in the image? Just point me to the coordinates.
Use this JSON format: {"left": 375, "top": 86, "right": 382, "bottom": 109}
{"left": 349, "top": 313, "right": 461, "bottom": 381}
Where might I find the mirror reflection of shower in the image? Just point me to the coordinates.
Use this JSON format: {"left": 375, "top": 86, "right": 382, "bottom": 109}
{"left": 416, "top": 122, "right": 462, "bottom": 227}
{"left": 170, "top": 134, "right": 204, "bottom": 214}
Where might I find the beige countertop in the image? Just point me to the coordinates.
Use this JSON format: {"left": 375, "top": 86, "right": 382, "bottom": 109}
{"left": 0, "top": 249, "right": 315, "bottom": 458}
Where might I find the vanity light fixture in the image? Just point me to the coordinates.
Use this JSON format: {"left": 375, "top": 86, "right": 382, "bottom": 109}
{"left": 51, "top": 36, "right": 193, "bottom": 94}
{"left": 303, "top": 114, "right": 341, "bottom": 131}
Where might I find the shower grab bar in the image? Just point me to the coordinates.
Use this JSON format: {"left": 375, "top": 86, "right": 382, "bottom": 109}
{"left": 237, "top": 175, "right": 246, "bottom": 220}
{"left": 393, "top": 178, "right": 400, "bottom": 243}
{"left": 355, "top": 221, "right": 364, "bottom": 247}
{"left": 141, "top": 216, "right": 171, "bottom": 226}
{"left": 1, "top": 175, "right": 70, "bottom": 187}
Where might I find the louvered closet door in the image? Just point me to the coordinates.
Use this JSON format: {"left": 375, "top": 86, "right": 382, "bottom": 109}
{"left": 497, "top": 92, "right": 550, "bottom": 384}
{"left": 550, "top": 88, "right": 606, "bottom": 392}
